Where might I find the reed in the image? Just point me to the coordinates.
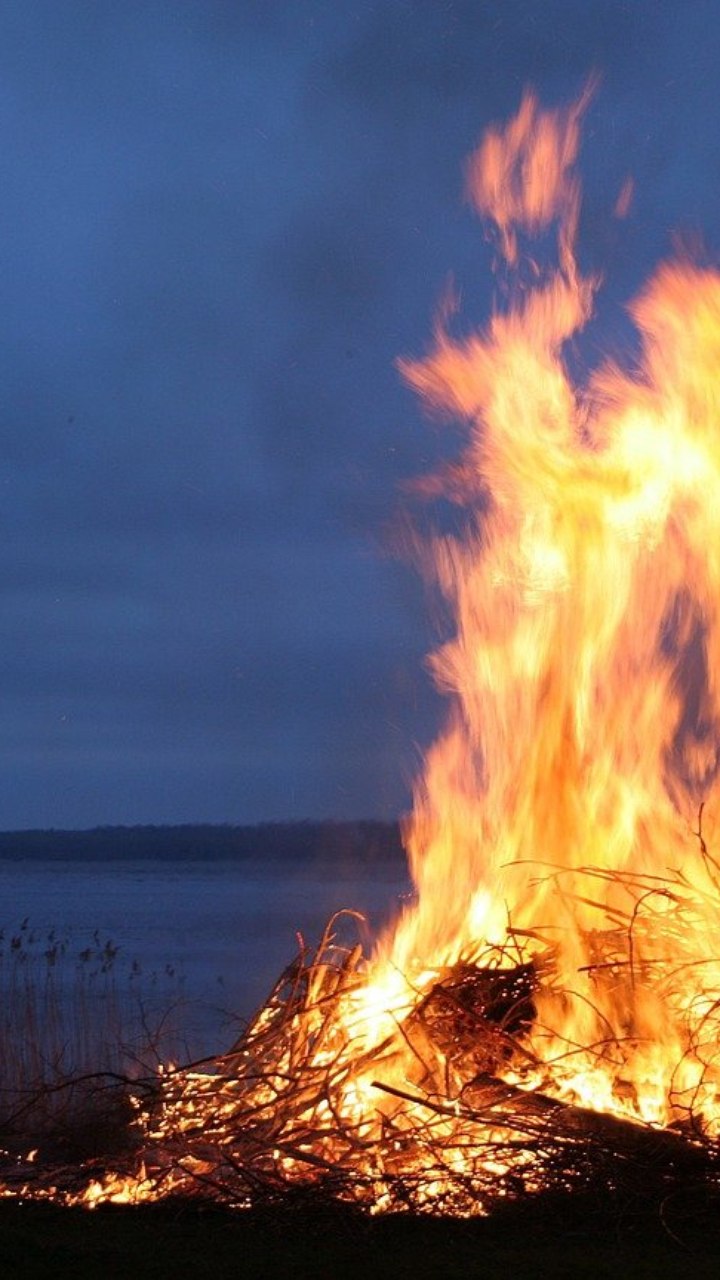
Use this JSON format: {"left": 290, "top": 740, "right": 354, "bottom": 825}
{"left": 0, "top": 921, "right": 186, "bottom": 1151}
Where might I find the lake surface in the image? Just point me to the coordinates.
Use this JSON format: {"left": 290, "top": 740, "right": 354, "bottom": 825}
{"left": 0, "top": 856, "right": 412, "bottom": 1064}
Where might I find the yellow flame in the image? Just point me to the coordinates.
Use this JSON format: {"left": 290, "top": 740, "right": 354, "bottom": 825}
{"left": 374, "top": 88, "right": 720, "bottom": 1130}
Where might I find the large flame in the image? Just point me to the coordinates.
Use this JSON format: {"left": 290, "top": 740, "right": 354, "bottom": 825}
{"left": 374, "top": 86, "right": 720, "bottom": 1129}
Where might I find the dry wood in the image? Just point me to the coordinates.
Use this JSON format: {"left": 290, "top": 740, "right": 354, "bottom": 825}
{"left": 4, "top": 892, "right": 720, "bottom": 1219}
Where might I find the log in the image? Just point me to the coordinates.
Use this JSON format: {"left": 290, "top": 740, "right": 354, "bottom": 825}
{"left": 460, "top": 1074, "right": 718, "bottom": 1174}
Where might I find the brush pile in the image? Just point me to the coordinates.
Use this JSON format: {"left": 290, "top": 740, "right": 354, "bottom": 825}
{"left": 3, "top": 899, "right": 720, "bottom": 1225}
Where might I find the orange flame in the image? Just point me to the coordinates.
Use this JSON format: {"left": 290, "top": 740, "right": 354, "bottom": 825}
{"left": 374, "top": 87, "right": 720, "bottom": 1129}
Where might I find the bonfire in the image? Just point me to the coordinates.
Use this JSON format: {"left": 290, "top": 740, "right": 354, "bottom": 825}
{"left": 6, "top": 85, "right": 720, "bottom": 1221}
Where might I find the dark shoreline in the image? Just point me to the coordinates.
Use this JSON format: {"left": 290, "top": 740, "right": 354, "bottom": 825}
{"left": 0, "top": 820, "right": 405, "bottom": 864}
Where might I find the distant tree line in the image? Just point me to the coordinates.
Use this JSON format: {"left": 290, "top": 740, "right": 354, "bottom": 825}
{"left": 0, "top": 820, "right": 406, "bottom": 864}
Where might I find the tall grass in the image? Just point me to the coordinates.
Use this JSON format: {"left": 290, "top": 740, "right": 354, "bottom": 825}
{"left": 0, "top": 920, "right": 186, "bottom": 1150}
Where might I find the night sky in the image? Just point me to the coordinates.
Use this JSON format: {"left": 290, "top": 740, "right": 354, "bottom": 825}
{"left": 0, "top": 1, "right": 718, "bottom": 828}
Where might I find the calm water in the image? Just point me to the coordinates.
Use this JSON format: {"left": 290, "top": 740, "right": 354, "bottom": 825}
{"left": 0, "top": 856, "right": 411, "bottom": 1061}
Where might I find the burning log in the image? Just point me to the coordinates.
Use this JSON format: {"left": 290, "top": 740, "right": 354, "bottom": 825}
{"left": 459, "top": 1077, "right": 718, "bottom": 1175}
{"left": 369, "top": 1068, "right": 720, "bottom": 1214}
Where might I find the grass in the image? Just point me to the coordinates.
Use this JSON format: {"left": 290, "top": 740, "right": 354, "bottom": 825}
{"left": 0, "top": 920, "right": 187, "bottom": 1157}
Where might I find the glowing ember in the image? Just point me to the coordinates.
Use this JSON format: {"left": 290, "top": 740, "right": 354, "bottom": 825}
{"left": 6, "top": 86, "right": 720, "bottom": 1213}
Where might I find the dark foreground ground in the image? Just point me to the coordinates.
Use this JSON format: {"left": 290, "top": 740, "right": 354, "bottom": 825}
{"left": 3, "top": 1191, "right": 720, "bottom": 1280}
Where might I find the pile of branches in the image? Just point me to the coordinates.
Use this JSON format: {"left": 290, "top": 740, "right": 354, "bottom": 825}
{"left": 4, "top": 878, "right": 720, "bottom": 1222}
{"left": 127, "top": 913, "right": 720, "bottom": 1218}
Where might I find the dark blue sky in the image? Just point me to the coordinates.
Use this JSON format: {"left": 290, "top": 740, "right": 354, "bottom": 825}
{"left": 0, "top": 1, "right": 718, "bottom": 828}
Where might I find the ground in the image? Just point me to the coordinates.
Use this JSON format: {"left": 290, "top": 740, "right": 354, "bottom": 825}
{"left": 2, "top": 1195, "right": 720, "bottom": 1280}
